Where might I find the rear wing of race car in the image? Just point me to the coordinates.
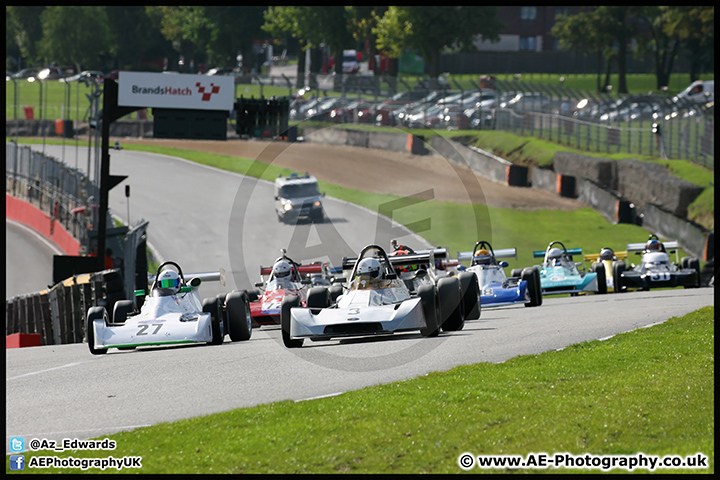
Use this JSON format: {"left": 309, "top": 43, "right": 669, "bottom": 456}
{"left": 147, "top": 268, "right": 225, "bottom": 288}
{"left": 626, "top": 240, "right": 679, "bottom": 252}
{"left": 342, "top": 248, "right": 448, "bottom": 271}
{"left": 457, "top": 248, "right": 517, "bottom": 262}
{"left": 627, "top": 240, "right": 680, "bottom": 263}
{"left": 259, "top": 262, "right": 326, "bottom": 277}
{"left": 583, "top": 251, "right": 628, "bottom": 262}
{"left": 533, "top": 248, "right": 583, "bottom": 258}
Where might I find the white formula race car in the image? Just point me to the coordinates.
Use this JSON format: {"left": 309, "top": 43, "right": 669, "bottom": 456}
{"left": 86, "top": 261, "right": 252, "bottom": 354}
{"left": 279, "top": 244, "right": 479, "bottom": 348}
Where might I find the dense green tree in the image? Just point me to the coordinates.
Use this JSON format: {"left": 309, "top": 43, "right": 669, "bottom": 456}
{"left": 661, "top": 6, "right": 714, "bottom": 82}
{"left": 346, "top": 6, "right": 388, "bottom": 76}
{"left": 6, "top": 6, "right": 46, "bottom": 68}
{"left": 37, "top": 6, "right": 111, "bottom": 72}
{"left": 106, "top": 7, "right": 174, "bottom": 72}
{"left": 373, "top": 6, "right": 504, "bottom": 84}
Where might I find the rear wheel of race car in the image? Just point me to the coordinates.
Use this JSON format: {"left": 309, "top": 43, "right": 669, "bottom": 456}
{"left": 86, "top": 307, "right": 108, "bottom": 355}
{"left": 686, "top": 257, "right": 701, "bottom": 288}
{"left": 438, "top": 277, "right": 464, "bottom": 332}
{"left": 306, "top": 286, "right": 330, "bottom": 313}
{"left": 226, "top": 291, "right": 252, "bottom": 341}
{"left": 281, "top": 295, "right": 303, "bottom": 348}
{"left": 592, "top": 263, "right": 607, "bottom": 294}
{"left": 418, "top": 284, "right": 439, "bottom": 337}
{"left": 112, "top": 300, "right": 134, "bottom": 324}
{"left": 533, "top": 267, "right": 542, "bottom": 306}
{"left": 202, "top": 297, "right": 224, "bottom": 345}
{"left": 458, "top": 271, "right": 480, "bottom": 321}
{"left": 510, "top": 268, "right": 523, "bottom": 279}
{"left": 612, "top": 261, "right": 626, "bottom": 293}
{"left": 522, "top": 268, "right": 542, "bottom": 307}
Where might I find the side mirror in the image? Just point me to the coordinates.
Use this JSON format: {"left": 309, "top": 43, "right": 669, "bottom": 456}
{"left": 499, "top": 261, "right": 509, "bottom": 268}
{"left": 254, "top": 282, "right": 264, "bottom": 288}
{"left": 301, "top": 278, "right": 312, "bottom": 285}
{"left": 134, "top": 289, "right": 146, "bottom": 296}
{"left": 386, "top": 273, "right": 397, "bottom": 280}
{"left": 332, "top": 277, "right": 346, "bottom": 284}
{"left": 179, "top": 286, "right": 192, "bottom": 293}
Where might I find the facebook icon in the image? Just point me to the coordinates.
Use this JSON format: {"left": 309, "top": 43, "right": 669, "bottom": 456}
{"left": 10, "top": 454, "right": 25, "bottom": 470}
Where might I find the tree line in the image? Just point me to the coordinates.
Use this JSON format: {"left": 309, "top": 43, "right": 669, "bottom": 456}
{"left": 6, "top": 6, "right": 714, "bottom": 94}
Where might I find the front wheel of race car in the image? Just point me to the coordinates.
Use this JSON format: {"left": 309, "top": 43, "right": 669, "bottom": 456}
{"left": 684, "top": 257, "right": 701, "bottom": 288}
{"left": 592, "top": 262, "right": 607, "bottom": 294}
{"left": 306, "top": 286, "right": 330, "bottom": 313}
{"left": 458, "top": 271, "right": 480, "bottom": 320}
{"left": 438, "top": 276, "right": 464, "bottom": 332}
{"left": 112, "top": 300, "right": 135, "bottom": 325}
{"left": 202, "top": 297, "right": 224, "bottom": 345}
{"left": 418, "top": 284, "right": 439, "bottom": 337}
{"left": 612, "top": 261, "right": 626, "bottom": 293}
{"left": 226, "top": 291, "right": 252, "bottom": 341}
{"left": 281, "top": 295, "right": 304, "bottom": 348}
{"left": 522, "top": 267, "right": 542, "bottom": 307}
{"left": 86, "top": 307, "right": 108, "bottom": 355}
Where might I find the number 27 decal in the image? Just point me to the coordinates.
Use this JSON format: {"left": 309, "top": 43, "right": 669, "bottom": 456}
{"left": 137, "top": 324, "right": 163, "bottom": 335}
{"left": 650, "top": 272, "right": 670, "bottom": 281}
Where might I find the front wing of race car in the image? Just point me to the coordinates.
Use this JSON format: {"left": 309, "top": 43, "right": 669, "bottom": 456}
{"left": 539, "top": 266, "right": 598, "bottom": 295}
{"left": 289, "top": 297, "right": 426, "bottom": 339}
{"left": 90, "top": 311, "right": 214, "bottom": 351}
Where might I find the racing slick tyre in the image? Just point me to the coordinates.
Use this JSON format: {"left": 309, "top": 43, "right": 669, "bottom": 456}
{"left": 592, "top": 263, "right": 607, "bottom": 295}
{"left": 681, "top": 257, "right": 690, "bottom": 269}
{"left": 329, "top": 284, "right": 344, "bottom": 303}
{"left": 417, "top": 284, "right": 439, "bottom": 337}
{"left": 306, "top": 286, "right": 330, "bottom": 314}
{"left": 86, "top": 307, "right": 108, "bottom": 355}
{"left": 612, "top": 261, "right": 626, "bottom": 293}
{"left": 226, "top": 291, "right": 252, "bottom": 341}
{"left": 438, "top": 276, "right": 464, "bottom": 332}
{"left": 202, "top": 297, "right": 224, "bottom": 345}
{"left": 244, "top": 289, "right": 260, "bottom": 302}
{"left": 280, "top": 295, "right": 304, "bottom": 348}
{"left": 685, "top": 257, "right": 701, "bottom": 288}
{"left": 112, "top": 300, "right": 134, "bottom": 325}
{"left": 510, "top": 268, "right": 523, "bottom": 279}
{"left": 522, "top": 268, "right": 542, "bottom": 307}
{"left": 458, "top": 271, "right": 480, "bottom": 321}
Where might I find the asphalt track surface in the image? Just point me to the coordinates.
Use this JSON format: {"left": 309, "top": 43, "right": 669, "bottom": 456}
{"left": 5, "top": 219, "right": 63, "bottom": 298}
{"left": 5, "top": 145, "right": 714, "bottom": 454}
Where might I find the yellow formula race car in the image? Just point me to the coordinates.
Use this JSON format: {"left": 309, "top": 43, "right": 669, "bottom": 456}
{"left": 583, "top": 247, "right": 627, "bottom": 293}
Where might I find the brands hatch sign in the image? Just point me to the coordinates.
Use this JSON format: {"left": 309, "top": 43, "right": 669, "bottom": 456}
{"left": 117, "top": 72, "right": 234, "bottom": 111}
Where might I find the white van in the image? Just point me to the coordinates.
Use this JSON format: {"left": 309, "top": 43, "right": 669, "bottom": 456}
{"left": 674, "top": 80, "right": 714, "bottom": 105}
{"left": 342, "top": 50, "right": 360, "bottom": 74}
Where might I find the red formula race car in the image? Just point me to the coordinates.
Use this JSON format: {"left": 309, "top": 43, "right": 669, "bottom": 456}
{"left": 245, "top": 250, "right": 334, "bottom": 327}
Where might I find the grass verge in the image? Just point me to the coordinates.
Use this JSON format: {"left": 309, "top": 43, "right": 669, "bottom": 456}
{"left": 8, "top": 306, "right": 713, "bottom": 474}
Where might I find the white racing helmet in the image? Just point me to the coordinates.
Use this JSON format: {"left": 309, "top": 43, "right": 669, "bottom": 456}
{"left": 547, "top": 247, "right": 563, "bottom": 263}
{"left": 357, "top": 257, "right": 382, "bottom": 278}
{"left": 157, "top": 269, "right": 180, "bottom": 295}
{"left": 273, "top": 260, "right": 293, "bottom": 280}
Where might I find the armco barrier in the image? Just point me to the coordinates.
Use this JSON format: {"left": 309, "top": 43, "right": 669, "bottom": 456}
{"left": 6, "top": 194, "right": 81, "bottom": 255}
{"left": 614, "top": 159, "right": 703, "bottom": 218}
{"left": 577, "top": 179, "right": 636, "bottom": 225}
{"left": 642, "top": 204, "right": 714, "bottom": 262}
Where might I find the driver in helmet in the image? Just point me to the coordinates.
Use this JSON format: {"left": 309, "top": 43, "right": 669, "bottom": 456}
{"left": 547, "top": 247, "right": 564, "bottom": 266}
{"left": 391, "top": 239, "right": 415, "bottom": 254}
{"left": 272, "top": 260, "right": 293, "bottom": 287}
{"left": 473, "top": 249, "right": 492, "bottom": 266}
{"left": 599, "top": 247, "right": 615, "bottom": 261}
{"left": 156, "top": 269, "right": 181, "bottom": 296}
{"left": 355, "top": 257, "right": 384, "bottom": 289}
{"left": 646, "top": 239, "right": 662, "bottom": 252}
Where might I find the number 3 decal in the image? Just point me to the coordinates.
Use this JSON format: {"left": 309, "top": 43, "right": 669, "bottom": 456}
{"left": 650, "top": 272, "right": 670, "bottom": 281}
{"left": 137, "top": 324, "right": 163, "bottom": 335}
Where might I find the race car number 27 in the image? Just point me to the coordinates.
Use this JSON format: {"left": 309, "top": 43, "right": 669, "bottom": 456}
{"left": 650, "top": 272, "right": 670, "bottom": 281}
{"left": 137, "top": 324, "right": 163, "bottom": 335}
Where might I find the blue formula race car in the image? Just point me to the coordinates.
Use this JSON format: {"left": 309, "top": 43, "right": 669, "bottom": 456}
{"left": 533, "top": 241, "right": 606, "bottom": 295}
{"left": 458, "top": 241, "right": 542, "bottom": 308}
